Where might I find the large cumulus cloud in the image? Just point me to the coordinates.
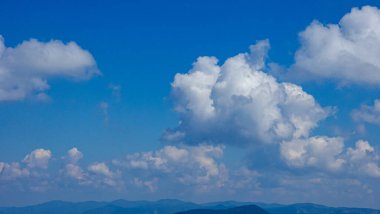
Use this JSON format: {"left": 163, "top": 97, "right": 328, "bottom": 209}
{"left": 292, "top": 6, "right": 380, "bottom": 85}
{"left": 163, "top": 40, "right": 329, "bottom": 146}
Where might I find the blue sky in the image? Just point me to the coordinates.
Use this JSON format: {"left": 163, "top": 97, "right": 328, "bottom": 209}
{"left": 1, "top": 0, "right": 380, "bottom": 209}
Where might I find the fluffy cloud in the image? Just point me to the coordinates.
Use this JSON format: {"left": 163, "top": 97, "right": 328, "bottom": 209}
{"left": 280, "top": 136, "right": 346, "bottom": 171}
{"left": 164, "top": 40, "right": 329, "bottom": 146}
{"left": 64, "top": 163, "right": 86, "bottom": 181}
{"left": 62, "top": 148, "right": 122, "bottom": 188}
{"left": 1, "top": 143, "right": 379, "bottom": 205}
{"left": 346, "top": 140, "right": 380, "bottom": 178}
{"left": 23, "top": 149, "right": 52, "bottom": 168}
{"left": 0, "top": 162, "right": 29, "bottom": 180}
{"left": 0, "top": 35, "right": 99, "bottom": 101}
{"left": 0, "top": 150, "right": 52, "bottom": 192}
{"left": 88, "top": 162, "right": 122, "bottom": 188}
{"left": 351, "top": 99, "right": 380, "bottom": 125}
{"left": 116, "top": 145, "right": 227, "bottom": 187}
{"left": 281, "top": 137, "right": 380, "bottom": 178}
{"left": 88, "top": 162, "right": 114, "bottom": 178}
{"left": 67, "top": 147, "right": 83, "bottom": 163}
{"left": 292, "top": 6, "right": 380, "bottom": 85}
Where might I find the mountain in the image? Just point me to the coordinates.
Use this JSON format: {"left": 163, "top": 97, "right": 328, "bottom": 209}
{"left": 0, "top": 199, "right": 199, "bottom": 214}
{"left": 82, "top": 205, "right": 147, "bottom": 214}
{"left": 175, "top": 205, "right": 270, "bottom": 214}
{"left": 1, "top": 199, "right": 380, "bottom": 214}
{"left": 266, "top": 203, "right": 380, "bottom": 214}
{"left": 0, "top": 200, "right": 107, "bottom": 214}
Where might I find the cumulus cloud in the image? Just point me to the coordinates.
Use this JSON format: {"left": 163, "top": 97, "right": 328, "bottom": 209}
{"left": 133, "top": 177, "right": 158, "bottom": 192}
{"left": 346, "top": 140, "right": 380, "bottom": 178}
{"left": 1, "top": 148, "right": 52, "bottom": 181}
{"left": 88, "top": 162, "right": 122, "bottom": 188}
{"left": 88, "top": 162, "right": 114, "bottom": 178}
{"left": 0, "top": 162, "right": 29, "bottom": 180}
{"left": 61, "top": 148, "right": 122, "bottom": 188}
{"left": 281, "top": 137, "right": 380, "bottom": 178}
{"left": 65, "top": 163, "right": 86, "bottom": 181}
{"left": 351, "top": 99, "right": 380, "bottom": 125}
{"left": 116, "top": 144, "right": 227, "bottom": 187}
{"left": 280, "top": 136, "right": 346, "bottom": 171}
{"left": 347, "top": 140, "right": 375, "bottom": 161}
{"left": 62, "top": 147, "right": 87, "bottom": 182}
{"left": 23, "top": 148, "right": 52, "bottom": 169}
{"left": 0, "top": 35, "right": 99, "bottom": 101}
{"left": 164, "top": 40, "right": 329, "bottom": 146}
{"left": 67, "top": 147, "right": 83, "bottom": 163}
{"left": 291, "top": 6, "right": 380, "bottom": 85}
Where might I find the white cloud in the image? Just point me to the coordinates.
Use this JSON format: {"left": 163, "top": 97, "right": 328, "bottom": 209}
{"left": 346, "top": 140, "right": 380, "bottom": 178}
{"left": 64, "top": 163, "right": 86, "bottom": 181}
{"left": 133, "top": 177, "right": 158, "bottom": 192}
{"left": 280, "top": 136, "right": 346, "bottom": 171}
{"left": 351, "top": 99, "right": 380, "bottom": 125}
{"left": 87, "top": 162, "right": 122, "bottom": 188}
{"left": 347, "top": 140, "right": 375, "bottom": 161}
{"left": 88, "top": 162, "right": 114, "bottom": 178}
{"left": 292, "top": 6, "right": 380, "bottom": 85}
{"left": 0, "top": 35, "right": 99, "bottom": 101}
{"left": 365, "top": 163, "right": 380, "bottom": 178}
{"left": 0, "top": 162, "right": 29, "bottom": 180}
{"left": 63, "top": 148, "right": 87, "bottom": 182}
{"left": 23, "top": 148, "right": 52, "bottom": 169}
{"left": 117, "top": 144, "right": 227, "bottom": 186}
{"left": 281, "top": 137, "right": 380, "bottom": 178}
{"left": 61, "top": 148, "right": 122, "bottom": 188}
{"left": 67, "top": 147, "right": 83, "bottom": 163}
{"left": 165, "top": 40, "right": 329, "bottom": 145}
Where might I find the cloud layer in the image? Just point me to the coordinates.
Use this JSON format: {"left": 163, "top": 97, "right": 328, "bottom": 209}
{"left": 0, "top": 36, "right": 99, "bottom": 101}
{"left": 1, "top": 144, "right": 379, "bottom": 207}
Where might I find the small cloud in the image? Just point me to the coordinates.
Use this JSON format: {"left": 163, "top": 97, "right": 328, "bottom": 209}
{"left": 67, "top": 147, "right": 83, "bottom": 163}
{"left": 23, "top": 148, "right": 52, "bottom": 169}
{"left": 88, "top": 162, "right": 114, "bottom": 178}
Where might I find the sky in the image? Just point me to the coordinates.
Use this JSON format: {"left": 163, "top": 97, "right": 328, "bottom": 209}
{"left": 1, "top": 0, "right": 380, "bottom": 209}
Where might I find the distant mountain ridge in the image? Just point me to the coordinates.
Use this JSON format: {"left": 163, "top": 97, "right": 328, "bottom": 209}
{"left": 1, "top": 199, "right": 379, "bottom": 214}
{"left": 176, "top": 204, "right": 270, "bottom": 214}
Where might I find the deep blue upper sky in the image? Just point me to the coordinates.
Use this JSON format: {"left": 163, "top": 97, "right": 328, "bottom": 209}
{"left": 1, "top": 0, "right": 380, "bottom": 209}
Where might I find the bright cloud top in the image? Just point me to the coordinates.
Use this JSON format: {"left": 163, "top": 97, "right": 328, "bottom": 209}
{"left": 164, "top": 40, "right": 329, "bottom": 146}
{"left": 22, "top": 148, "right": 52, "bottom": 169}
{"left": 293, "top": 6, "right": 380, "bottom": 85}
{"left": 0, "top": 35, "right": 99, "bottom": 101}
